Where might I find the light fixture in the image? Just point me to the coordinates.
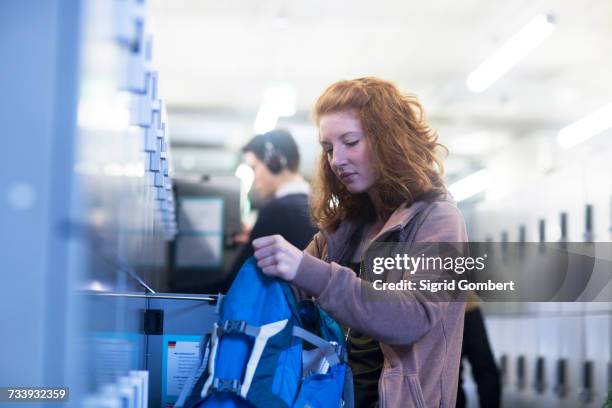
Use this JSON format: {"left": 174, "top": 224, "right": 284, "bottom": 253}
{"left": 253, "top": 103, "right": 279, "bottom": 134}
{"left": 87, "top": 280, "right": 108, "bottom": 292}
{"left": 557, "top": 103, "right": 612, "bottom": 149}
{"left": 467, "top": 13, "right": 555, "bottom": 93}
{"left": 253, "top": 83, "right": 296, "bottom": 134}
{"left": 449, "top": 169, "right": 491, "bottom": 202}
{"left": 273, "top": 13, "right": 290, "bottom": 30}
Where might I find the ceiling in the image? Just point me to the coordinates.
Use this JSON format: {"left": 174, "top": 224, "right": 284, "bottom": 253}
{"left": 147, "top": 0, "right": 612, "bottom": 178}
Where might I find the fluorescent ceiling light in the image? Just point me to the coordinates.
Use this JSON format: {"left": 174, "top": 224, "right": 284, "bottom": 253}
{"left": 273, "top": 14, "right": 290, "bottom": 30}
{"left": 263, "top": 83, "right": 296, "bottom": 117}
{"left": 449, "top": 169, "right": 491, "bottom": 202}
{"left": 557, "top": 103, "right": 612, "bottom": 149}
{"left": 253, "top": 103, "right": 279, "bottom": 134}
{"left": 467, "top": 13, "right": 555, "bottom": 93}
{"left": 253, "top": 83, "right": 296, "bottom": 134}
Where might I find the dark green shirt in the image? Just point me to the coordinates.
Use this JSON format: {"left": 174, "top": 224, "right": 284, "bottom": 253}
{"left": 346, "top": 261, "right": 383, "bottom": 408}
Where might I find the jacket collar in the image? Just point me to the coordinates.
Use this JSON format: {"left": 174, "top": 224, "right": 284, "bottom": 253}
{"left": 322, "top": 198, "right": 433, "bottom": 262}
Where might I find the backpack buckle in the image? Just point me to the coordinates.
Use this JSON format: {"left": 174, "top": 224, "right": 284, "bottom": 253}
{"left": 211, "top": 378, "right": 241, "bottom": 394}
{"left": 218, "top": 320, "right": 246, "bottom": 336}
{"left": 330, "top": 341, "right": 346, "bottom": 362}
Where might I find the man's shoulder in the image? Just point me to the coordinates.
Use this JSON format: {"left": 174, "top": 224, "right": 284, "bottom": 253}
{"left": 274, "top": 193, "right": 309, "bottom": 204}
{"left": 262, "top": 193, "right": 309, "bottom": 212}
{"left": 256, "top": 195, "right": 312, "bottom": 229}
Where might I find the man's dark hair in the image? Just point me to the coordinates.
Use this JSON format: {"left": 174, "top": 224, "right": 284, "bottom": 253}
{"left": 242, "top": 129, "right": 300, "bottom": 173}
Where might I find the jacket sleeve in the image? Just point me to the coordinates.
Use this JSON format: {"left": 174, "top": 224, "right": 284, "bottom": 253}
{"left": 289, "top": 232, "right": 324, "bottom": 302}
{"left": 304, "top": 231, "right": 324, "bottom": 258}
{"left": 291, "top": 201, "right": 467, "bottom": 346}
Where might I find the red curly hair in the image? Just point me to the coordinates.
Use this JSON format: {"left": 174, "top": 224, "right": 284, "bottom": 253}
{"left": 311, "top": 77, "right": 447, "bottom": 231}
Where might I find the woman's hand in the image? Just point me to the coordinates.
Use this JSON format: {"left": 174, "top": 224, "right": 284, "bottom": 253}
{"left": 252, "top": 235, "right": 303, "bottom": 281}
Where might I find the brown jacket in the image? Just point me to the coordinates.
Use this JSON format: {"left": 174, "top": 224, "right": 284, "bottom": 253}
{"left": 291, "top": 195, "right": 468, "bottom": 408}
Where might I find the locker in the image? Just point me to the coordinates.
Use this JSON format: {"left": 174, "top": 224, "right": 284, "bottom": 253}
{"left": 156, "top": 186, "right": 167, "bottom": 201}
{"left": 583, "top": 314, "right": 612, "bottom": 407}
{"left": 154, "top": 171, "right": 164, "bottom": 188}
{"left": 558, "top": 315, "right": 584, "bottom": 407}
{"left": 125, "top": 33, "right": 150, "bottom": 94}
{"left": 534, "top": 313, "right": 560, "bottom": 407}
{"left": 144, "top": 118, "right": 158, "bottom": 152}
{"left": 148, "top": 150, "right": 161, "bottom": 172}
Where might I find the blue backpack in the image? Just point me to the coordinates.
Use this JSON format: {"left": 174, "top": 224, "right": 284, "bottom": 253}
{"left": 176, "top": 257, "right": 354, "bottom": 408}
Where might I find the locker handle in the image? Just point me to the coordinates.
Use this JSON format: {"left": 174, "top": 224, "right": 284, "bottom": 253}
{"left": 144, "top": 309, "right": 164, "bottom": 335}
{"left": 534, "top": 356, "right": 546, "bottom": 394}
{"left": 578, "top": 360, "right": 594, "bottom": 403}
{"left": 538, "top": 219, "right": 546, "bottom": 254}
{"left": 583, "top": 204, "right": 594, "bottom": 242}
{"left": 538, "top": 219, "right": 546, "bottom": 243}
{"left": 516, "top": 355, "right": 526, "bottom": 390}
{"left": 608, "top": 361, "right": 612, "bottom": 394}
{"left": 518, "top": 225, "right": 526, "bottom": 258}
{"left": 559, "top": 212, "right": 568, "bottom": 242}
{"left": 500, "top": 354, "right": 508, "bottom": 386}
{"left": 501, "top": 230, "right": 509, "bottom": 262}
{"left": 554, "top": 358, "right": 567, "bottom": 398}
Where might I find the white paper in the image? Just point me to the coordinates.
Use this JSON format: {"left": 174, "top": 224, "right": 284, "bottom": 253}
{"left": 166, "top": 341, "right": 201, "bottom": 397}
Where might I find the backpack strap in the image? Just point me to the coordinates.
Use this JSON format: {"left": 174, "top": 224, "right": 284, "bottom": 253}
{"left": 201, "top": 319, "right": 289, "bottom": 399}
{"left": 201, "top": 323, "right": 221, "bottom": 398}
{"left": 280, "top": 281, "right": 304, "bottom": 325}
{"left": 240, "top": 319, "right": 288, "bottom": 397}
{"left": 293, "top": 325, "right": 341, "bottom": 377}
{"left": 216, "top": 320, "right": 260, "bottom": 337}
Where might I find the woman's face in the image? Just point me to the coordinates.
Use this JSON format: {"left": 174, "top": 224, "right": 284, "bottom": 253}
{"left": 318, "top": 110, "right": 377, "bottom": 194}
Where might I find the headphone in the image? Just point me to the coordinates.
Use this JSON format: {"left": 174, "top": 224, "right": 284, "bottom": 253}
{"left": 263, "top": 141, "right": 288, "bottom": 174}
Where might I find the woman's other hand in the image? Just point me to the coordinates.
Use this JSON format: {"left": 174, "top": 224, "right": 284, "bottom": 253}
{"left": 252, "top": 235, "right": 303, "bottom": 281}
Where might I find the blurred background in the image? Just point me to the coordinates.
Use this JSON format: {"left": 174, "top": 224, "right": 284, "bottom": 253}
{"left": 1, "top": 0, "right": 611, "bottom": 406}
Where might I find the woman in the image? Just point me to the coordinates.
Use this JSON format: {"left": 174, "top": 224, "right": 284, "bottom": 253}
{"left": 252, "top": 77, "right": 467, "bottom": 408}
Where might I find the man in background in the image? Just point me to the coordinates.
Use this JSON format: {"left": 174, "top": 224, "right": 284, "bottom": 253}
{"left": 229, "top": 129, "right": 317, "bottom": 276}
